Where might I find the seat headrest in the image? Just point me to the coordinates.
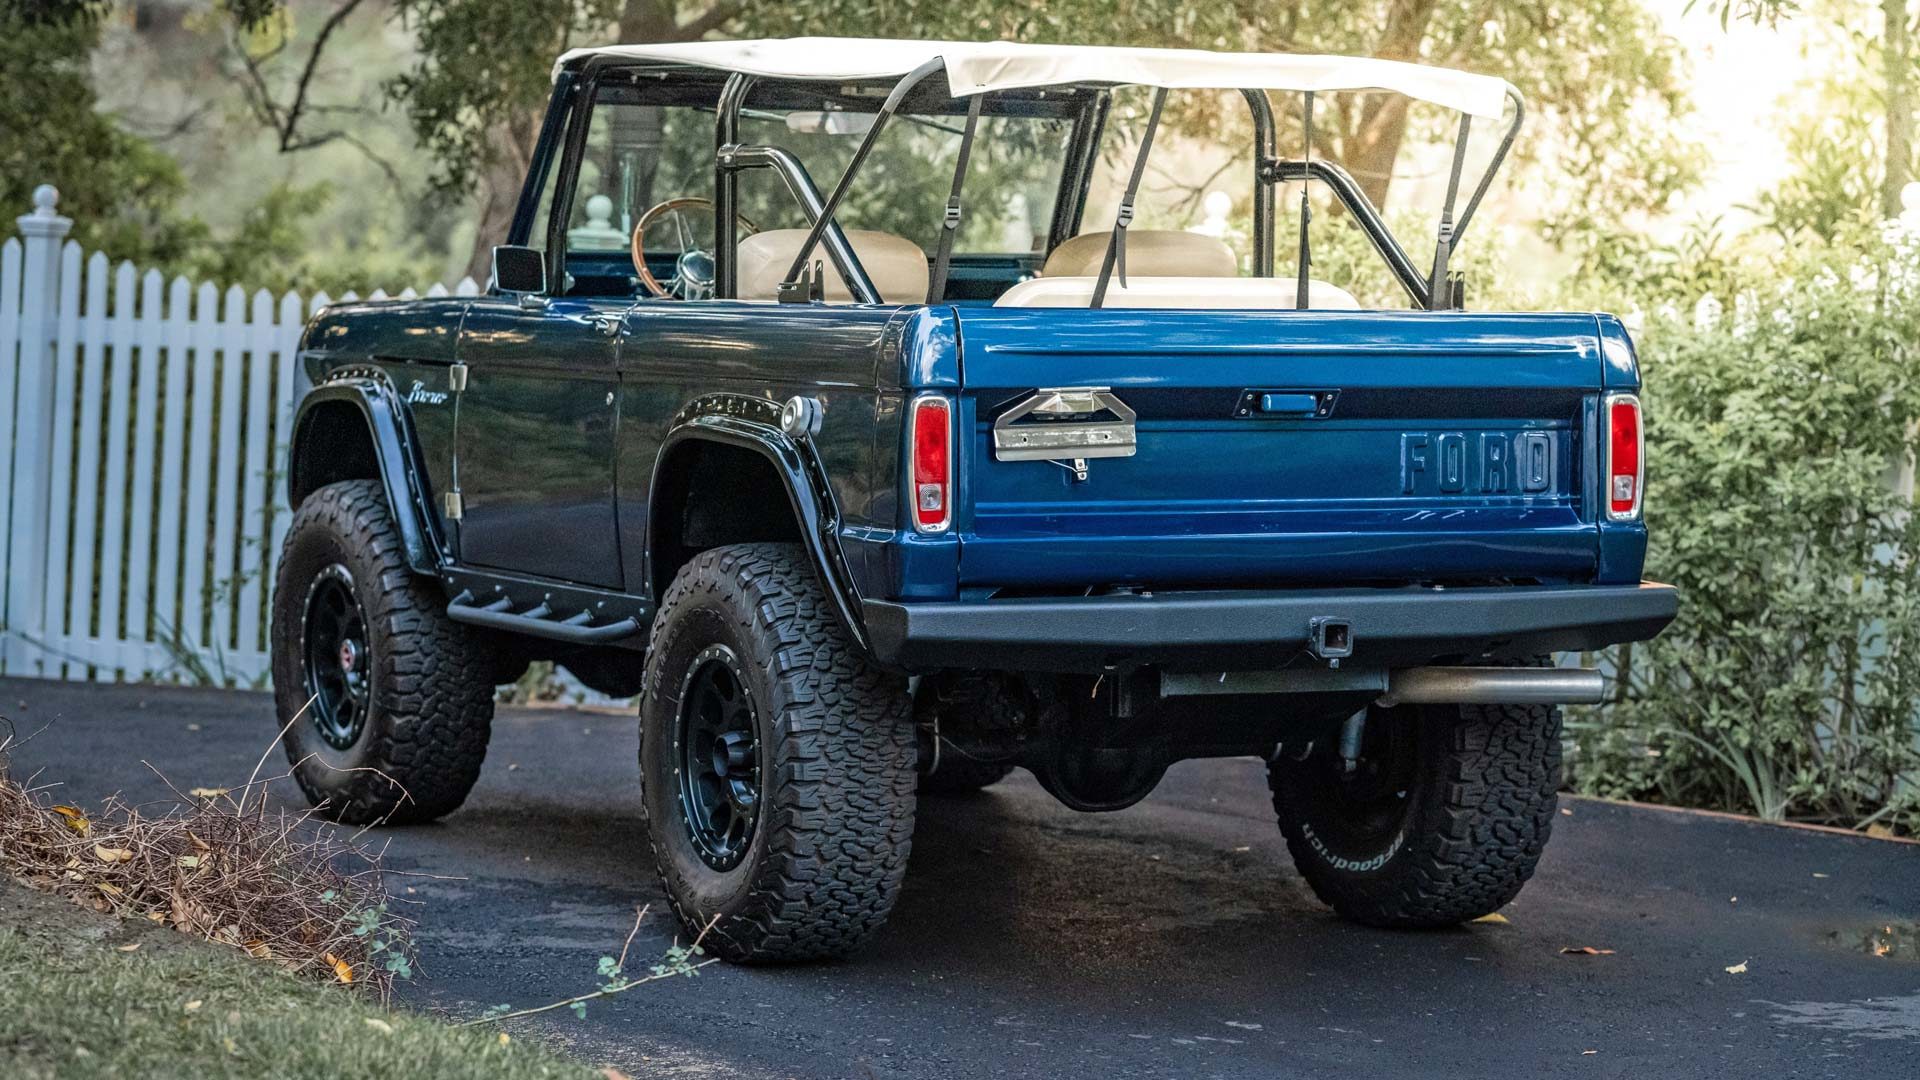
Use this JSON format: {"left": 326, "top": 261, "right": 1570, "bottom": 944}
{"left": 1041, "top": 230, "right": 1238, "bottom": 279}
{"left": 736, "top": 228, "right": 929, "bottom": 304}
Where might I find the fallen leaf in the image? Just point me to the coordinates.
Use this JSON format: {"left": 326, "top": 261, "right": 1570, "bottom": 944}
{"left": 497, "top": 1032, "right": 511, "bottom": 1047}
{"left": 601, "top": 1069, "right": 633, "bottom": 1080}
{"left": 116, "top": 943, "right": 140, "bottom": 952}
{"left": 326, "top": 953, "right": 354, "bottom": 985}
{"left": 94, "top": 844, "right": 134, "bottom": 863}
{"left": 189, "top": 787, "right": 228, "bottom": 798}
{"left": 1560, "top": 946, "right": 1616, "bottom": 956}
{"left": 188, "top": 833, "right": 210, "bottom": 852}
{"left": 1872, "top": 940, "right": 1891, "bottom": 958}
{"left": 177, "top": 856, "right": 200, "bottom": 869}
{"left": 363, "top": 1017, "right": 393, "bottom": 1034}
{"left": 245, "top": 941, "right": 273, "bottom": 960}
{"left": 1560, "top": 808, "right": 1573, "bottom": 816}
{"left": 1725, "top": 960, "right": 1748, "bottom": 974}
{"left": 146, "top": 911, "right": 165, "bottom": 923}
{"left": 96, "top": 882, "right": 123, "bottom": 897}
{"left": 1867, "top": 823, "right": 1896, "bottom": 839}
{"left": 223, "top": 1037, "right": 238, "bottom": 1055}
{"left": 50, "top": 805, "right": 90, "bottom": 835}
{"left": 183, "top": 1000, "right": 203, "bottom": 1013}
{"left": 1472, "top": 913, "right": 1511, "bottom": 925}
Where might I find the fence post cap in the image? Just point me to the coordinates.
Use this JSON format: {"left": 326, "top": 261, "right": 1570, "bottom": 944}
{"left": 18, "top": 183, "right": 72, "bottom": 238}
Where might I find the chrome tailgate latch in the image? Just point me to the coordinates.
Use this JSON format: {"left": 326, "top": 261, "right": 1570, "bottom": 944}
{"left": 993, "top": 387, "right": 1137, "bottom": 481}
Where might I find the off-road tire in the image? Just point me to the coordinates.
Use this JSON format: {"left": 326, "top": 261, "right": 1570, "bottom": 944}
{"left": 920, "top": 757, "right": 1015, "bottom": 795}
{"left": 638, "top": 542, "right": 917, "bottom": 963}
{"left": 269, "top": 479, "right": 494, "bottom": 825}
{"left": 1268, "top": 698, "right": 1562, "bottom": 928}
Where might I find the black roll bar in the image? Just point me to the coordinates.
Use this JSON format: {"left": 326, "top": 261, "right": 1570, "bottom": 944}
{"left": 1267, "top": 159, "right": 1431, "bottom": 308}
{"left": 1239, "top": 88, "right": 1276, "bottom": 278}
{"left": 718, "top": 144, "right": 876, "bottom": 302}
{"left": 714, "top": 72, "right": 755, "bottom": 299}
{"left": 777, "top": 57, "right": 949, "bottom": 302}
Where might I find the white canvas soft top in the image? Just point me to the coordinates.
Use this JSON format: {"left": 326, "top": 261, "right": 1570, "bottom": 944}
{"left": 555, "top": 37, "right": 1516, "bottom": 119}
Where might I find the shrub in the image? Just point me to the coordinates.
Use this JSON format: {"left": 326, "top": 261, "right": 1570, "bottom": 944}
{"left": 1570, "top": 226, "right": 1920, "bottom": 833}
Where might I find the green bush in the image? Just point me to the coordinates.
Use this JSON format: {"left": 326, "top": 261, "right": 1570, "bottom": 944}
{"left": 1570, "top": 228, "right": 1920, "bottom": 834}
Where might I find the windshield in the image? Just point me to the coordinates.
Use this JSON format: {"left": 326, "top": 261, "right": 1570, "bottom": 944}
{"left": 560, "top": 82, "right": 1073, "bottom": 262}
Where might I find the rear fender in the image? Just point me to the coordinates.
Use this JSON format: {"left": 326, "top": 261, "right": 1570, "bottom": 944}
{"left": 288, "top": 371, "right": 444, "bottom": 574}
{"left": 649, "top": 395, "right": 869, "bottom": 652}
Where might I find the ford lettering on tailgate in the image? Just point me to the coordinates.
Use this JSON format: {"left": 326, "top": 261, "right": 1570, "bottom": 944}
{"left": 1401, "top": 430, "right": 1556, "bottom": 496}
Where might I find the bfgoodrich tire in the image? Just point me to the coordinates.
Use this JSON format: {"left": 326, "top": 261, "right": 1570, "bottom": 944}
{"left": 639, "top": 543, "right": 917, "bottom": 963}
{"left": 269, "top": 479, "right": 495, "bottom": 825}
{"left": 1268, "top": 697, "right": 1563, "bottom": 928}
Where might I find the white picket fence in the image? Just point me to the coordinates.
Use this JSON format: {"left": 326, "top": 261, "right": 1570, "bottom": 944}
{"left": 0, "top": 185, "right": 478, "bottom": 686}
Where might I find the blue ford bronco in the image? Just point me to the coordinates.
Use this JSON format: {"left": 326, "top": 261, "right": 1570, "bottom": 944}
{"left": 271, "top": 38, "right": 1678, "bottom": 962}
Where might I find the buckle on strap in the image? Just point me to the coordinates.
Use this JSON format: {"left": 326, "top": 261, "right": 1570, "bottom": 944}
{"left": 943, "top": 197, "right": 962, "bottom": 230}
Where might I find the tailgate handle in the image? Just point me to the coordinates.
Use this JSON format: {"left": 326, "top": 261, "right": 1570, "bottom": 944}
{"left": 1238, "top": 389, "right": 1338, "bottom": 418}
{"left": 1260, "top": 392, "right": 1319, "bottom": 415}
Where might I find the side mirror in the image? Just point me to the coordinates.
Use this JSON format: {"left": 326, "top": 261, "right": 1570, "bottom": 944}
{"left": 491, "top": 245, "right": 546, "bottom": 295}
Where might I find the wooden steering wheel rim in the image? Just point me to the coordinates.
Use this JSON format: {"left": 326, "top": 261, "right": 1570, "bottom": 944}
{"left": 629, "top": 196, "right": 757, "bottom": 297}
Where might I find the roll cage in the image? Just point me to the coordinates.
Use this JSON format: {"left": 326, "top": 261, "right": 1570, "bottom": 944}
{"left": 520, "top": 50, "right": 1525, "bottom": 311}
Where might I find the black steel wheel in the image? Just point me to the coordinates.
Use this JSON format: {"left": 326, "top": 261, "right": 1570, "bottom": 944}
{"left": 674, "top": 645, "right": 761, "bottom": 871}
{"left": 301, "top": 564, "right": 371, "bottom": 751}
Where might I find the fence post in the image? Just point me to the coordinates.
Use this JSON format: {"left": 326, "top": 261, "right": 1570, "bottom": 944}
{"left": 3, "top": 185, "right": 73, "bottom": 675}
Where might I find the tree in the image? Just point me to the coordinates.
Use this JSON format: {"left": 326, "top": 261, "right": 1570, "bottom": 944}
{"left": 1704, "top": 0, "right": 1916, "bottom": 220}
{"left": 389, "top": 0, "right": 741, "bottom": 278}
{"left": 226, "top": 0, "right": 1702, "bottom": 272}
{"left": 0, "top": 1, "right": 212, "bottom": 264}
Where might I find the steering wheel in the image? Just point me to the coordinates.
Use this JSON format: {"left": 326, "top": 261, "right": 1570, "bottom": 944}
{"left": 630, "top": 197, "right": 757, "bottom": 300}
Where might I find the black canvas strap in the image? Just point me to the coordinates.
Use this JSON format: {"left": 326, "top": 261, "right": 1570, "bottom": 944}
{"left": 927, "top": 93, "right": 986, "bottom": 304}
{"left": 1296, "top": 91, "right": 1314, "bottom": 310}
{"left": 1092, "top": 87, "right": 1169, "bottom": 309}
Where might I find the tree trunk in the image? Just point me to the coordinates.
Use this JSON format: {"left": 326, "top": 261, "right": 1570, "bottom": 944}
{"left": 462, "top": 116, "right": 544, "bottom": 282}
{"left": 460, "top": 0, "right": 727, "bottom": 275}
{"left": 1345, "top": 0, "right": 1441, "bottom": 209}
{"left": 1884, "top": 0, "right": 1913, "bottom": 220}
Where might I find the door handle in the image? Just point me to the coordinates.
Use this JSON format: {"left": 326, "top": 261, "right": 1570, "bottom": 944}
{"left": 590, "top": 314, "right": 624, "bottom": 338}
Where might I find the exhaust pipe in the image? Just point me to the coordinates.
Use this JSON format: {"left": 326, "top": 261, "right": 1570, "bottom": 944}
{"left": 1378, "top": 666, "right": 1606, "bottom": 707}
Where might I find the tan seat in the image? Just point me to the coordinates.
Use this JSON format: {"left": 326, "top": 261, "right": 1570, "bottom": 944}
{"left": 736, "top": 228, "right": 929, "bottom": 304}
{"left": 1041, "top": 230, "right": 1238, "bottom": 279}
{"left": 994, "top": 275, "right": 1363, "bottom": 310}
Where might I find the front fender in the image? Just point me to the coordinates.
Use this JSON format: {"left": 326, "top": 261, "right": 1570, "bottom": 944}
{"left": 651, "top": 396, "right": 870, "bottom": 652}
{"left": 289, "top": 371, "right": 444, "bottom": 574}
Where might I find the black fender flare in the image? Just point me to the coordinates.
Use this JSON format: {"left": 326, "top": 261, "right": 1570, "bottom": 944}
{"left": 288, "top": 370, "right": 444, "bottom": 574}
{"left": 649, "top": 396, "right": 870, "bottom": 653}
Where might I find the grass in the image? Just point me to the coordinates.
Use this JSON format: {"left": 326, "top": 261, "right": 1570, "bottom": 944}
{"left": 0, "top": 881, "right": 597, "bottom": 1080}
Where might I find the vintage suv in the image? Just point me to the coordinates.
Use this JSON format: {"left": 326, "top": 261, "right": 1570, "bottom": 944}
{"left": 271, "top": 38, "right": 1678, "bottom": 962}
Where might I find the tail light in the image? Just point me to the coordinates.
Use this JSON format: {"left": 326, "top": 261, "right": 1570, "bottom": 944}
{"left": 910, "top": 395, "right": 952, "bottom": 533}
{"left": 1604, "top": 392, "right": 1642, "bottom": 521}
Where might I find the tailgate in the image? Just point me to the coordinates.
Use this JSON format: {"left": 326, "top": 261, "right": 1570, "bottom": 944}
{"left": 952, "top": 309, "right": 1604, "bottom": 590}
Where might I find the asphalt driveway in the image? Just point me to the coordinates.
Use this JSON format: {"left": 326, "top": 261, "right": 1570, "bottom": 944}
{"left": 2, "top": 675, "right": 1916, "bottom": 1079}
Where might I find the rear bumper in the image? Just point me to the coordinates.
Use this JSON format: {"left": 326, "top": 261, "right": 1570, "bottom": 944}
{"left": 863, "top": 582, "right": 1678, "bottom": 673}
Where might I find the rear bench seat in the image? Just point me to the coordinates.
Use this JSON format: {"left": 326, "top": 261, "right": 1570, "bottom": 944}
{"left": 998, "top": 229, "right": 1361, "bottom": 310}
